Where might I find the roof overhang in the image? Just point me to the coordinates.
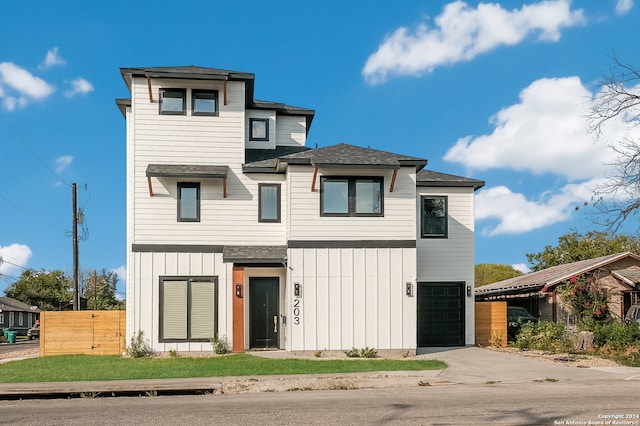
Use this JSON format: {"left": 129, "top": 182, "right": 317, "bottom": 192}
{"left": 222, "top": 245, "right": 287, "bottom": 264}
{"left": 145, "top": 164, "right": 229, "bottom": 197}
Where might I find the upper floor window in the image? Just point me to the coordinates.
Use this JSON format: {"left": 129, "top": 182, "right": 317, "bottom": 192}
{"left": 160, "top": 88, "right": 186, "bottom": 115}
{"left": 178, "top": 182, "right": 200, "bottom": 222}
{"left": 259, "top": 183, "right": 281, "bottom": 223}
{"left": 421, "top": 196, "right": 447, "bottom": 238}
{"left": 192, "top": 90, "right": 218, "bottom": 116}
{"left": 250, "top": 118, "right": 269, "bottom": 141}
{"left": 320, "top": 177, "right": 383, "bottom": 217}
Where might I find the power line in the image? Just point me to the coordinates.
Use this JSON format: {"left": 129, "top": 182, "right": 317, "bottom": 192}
{"left": 0, "top": 191, "right": 67, "bottom": 232}
{"left": 0, "top": 109, "right": 71, "bottom": 187}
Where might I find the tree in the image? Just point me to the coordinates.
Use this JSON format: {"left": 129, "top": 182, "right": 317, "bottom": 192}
{"left": 526, "top": 231, "right": 640, "bottom": 272}
{"left": 5, "top": 269, "right": 73, "bottom": 310}
{"left": 81, "top": 269, "right": 123, "bottom": 310}
{"left": 475, "top": 264, "right": 523, "bottom": 287}
{"left": 589, "top": 56, "right": 640, "bottom": 231}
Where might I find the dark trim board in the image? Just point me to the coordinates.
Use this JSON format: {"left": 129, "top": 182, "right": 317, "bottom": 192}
{"left": 288, "top": 240, "right": 416, "bottom": 249}
{"left": 132, "top": 244, "right": 224, "bottom": 253}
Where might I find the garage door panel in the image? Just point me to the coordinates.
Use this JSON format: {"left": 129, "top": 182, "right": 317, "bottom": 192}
{"left": 417, "top": 282, "right": 465, "bottom": 347}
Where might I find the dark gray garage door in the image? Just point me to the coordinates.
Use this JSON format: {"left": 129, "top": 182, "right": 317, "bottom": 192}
{"left": 417, "top": 282, "right": 465, "bottom": 347}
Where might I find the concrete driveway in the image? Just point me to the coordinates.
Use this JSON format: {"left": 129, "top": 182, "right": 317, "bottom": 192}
{"left": 417, "top": 346, "right": 640, "bottom": 384}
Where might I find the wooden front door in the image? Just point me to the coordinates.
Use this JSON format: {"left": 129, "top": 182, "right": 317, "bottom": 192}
{"left": 249, "top": 277, "right": 279, "bottom": 349}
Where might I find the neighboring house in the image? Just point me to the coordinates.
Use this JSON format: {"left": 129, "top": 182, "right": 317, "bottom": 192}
{"left": 0, "top": 296, "right": 40, "bottom": 332}
{"left": 475, "top": 252, "right": 640, "bottom": 323}
{"left": 118, "top": 66, "right": 484, "bottom": 354}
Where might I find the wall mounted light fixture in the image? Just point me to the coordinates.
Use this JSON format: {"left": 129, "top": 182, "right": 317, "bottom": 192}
{"left": 406, "top": 282, "right": 413, "bottom": 297}
{"left": 467, "top": 285, "right": 472, "bottom": 297}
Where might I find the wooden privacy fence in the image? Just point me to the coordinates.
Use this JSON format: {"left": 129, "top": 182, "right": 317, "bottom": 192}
{"left": 475, "top": 301, "right": 507, "bottom": 347}
{"left": 40, "top": 310, "right": 126, "bottom": 356}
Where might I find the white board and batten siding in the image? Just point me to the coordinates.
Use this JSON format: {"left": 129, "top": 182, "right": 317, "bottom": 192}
{"left": 287, "top": 247, "right": 416, "bottom": 351}
{"left": 416, "top": 186, "right": 477, "bottom": 345}
{"left": 129, "top": 251, "right": 233, "bottom": 353}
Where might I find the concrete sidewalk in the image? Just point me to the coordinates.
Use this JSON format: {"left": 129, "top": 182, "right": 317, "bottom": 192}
{"left": 0, "top": 347, "right": 638, "bottom": 399}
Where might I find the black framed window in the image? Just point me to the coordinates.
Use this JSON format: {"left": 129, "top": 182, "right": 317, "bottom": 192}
{"left": 421, "top": 196, "right": 448, "bottom": 238}
{"left": 249, "top": 118, "right": 269, "bottom": 141}
{"left": 160, "top": 88, "right": 186, "bottom": 115}
{"left": 192, "top": 90, "right": 218, "bottom": 116}
{"left": 259, "top": 183, "right": 281, "bottom": 222}
{"left": 178, "top": 182, "right": 200, "bottom": 222}
{"left": 320, "top": 177, "right": 383, "bottom": 217}
{"left": 159, "top": 276, "right": 218, "bottom": 341}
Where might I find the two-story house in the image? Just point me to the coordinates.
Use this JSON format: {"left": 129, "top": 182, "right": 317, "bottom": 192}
{"left": 117, "top": 66, "right": 484, "bottom": 354}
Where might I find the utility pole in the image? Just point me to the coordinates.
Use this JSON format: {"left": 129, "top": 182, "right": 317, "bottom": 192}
{"left": 72, "top": 183, "right": 79, "bottom": 311}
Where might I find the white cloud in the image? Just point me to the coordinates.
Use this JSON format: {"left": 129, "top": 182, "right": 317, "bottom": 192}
{"left": 111, "top": 265, "right": 126, "bottom": 300}
{"left": 512, "top": 263, "right": 530, "bottom": 274}
{"left": 444, "top": 76, "right": 640, "bottom": 181}
{"left": 64, "top": 77, "right": 94, "bottom": 98}
{"left": 40, "top": 47, "right": 66, "bottom": 70}
{"left": 0, "top": 244, "right": 32, "bottom": 276}
{"left": 616, "top": 0, "right": 633, "bottom": 15}
{"left": 54, "top": 155, "right": 73, "bottom": 174}
{"left": 362, "top": 0, "right": 585, "bottom": 84}
{"left": 475, "top": 181, "right": 596, "bottom": 236}
{"left": 2, "top": 96, "right": 27, "bottom": 111}
{"left": 0, "top": 62, "right": 55, "bottom": 100}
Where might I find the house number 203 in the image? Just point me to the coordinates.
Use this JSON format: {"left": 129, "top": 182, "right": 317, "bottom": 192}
{"left": 293, "top": 298, "right": 301, "bottom": 325}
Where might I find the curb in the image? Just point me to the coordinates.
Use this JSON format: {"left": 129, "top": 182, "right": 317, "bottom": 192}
{"left": 0, "top": 370, "right": 447, "bottom": 399}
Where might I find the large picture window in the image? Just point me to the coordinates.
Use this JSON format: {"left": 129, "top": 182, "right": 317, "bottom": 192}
{"left": 178, "top": 182, "right": 200, "bottom": 222}
{"left": 259, "top": 183, "right": 281, "bottom": 222}
{"left": 160, "top": 277, "right": 218, "bottom": 341}
{"left": 159, "top": 88, "right": 186, "bottom": 115}
{"left": 421, "top": 196, "right": 448, "bottom": 238}
{"left": 320, "top": 177, "right": 383, "bottom": 217}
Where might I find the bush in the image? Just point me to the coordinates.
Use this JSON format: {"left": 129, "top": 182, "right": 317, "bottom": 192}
{"left": 513, "top": 321, "right": 571, "bottom": 352}
{"left": 344, "top": 347, "right": 378, "bottom": 358}
{"left": 592, "top": 321, "right": 640, "bottom": 349}
{"left": 210, "top": 335, "right": 230, "bottom": 355}
{"left": 127, "top": 331, "right": 155, "bottom": 358}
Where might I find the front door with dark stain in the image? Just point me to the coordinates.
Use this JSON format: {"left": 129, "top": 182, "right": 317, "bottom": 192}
{"left": 249, "top": 277, "right": 279, "bottom": 349}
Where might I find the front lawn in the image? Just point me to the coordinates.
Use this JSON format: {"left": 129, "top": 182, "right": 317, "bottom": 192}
{"left": 0, "top": 354, "right": 446, "bottom": 383}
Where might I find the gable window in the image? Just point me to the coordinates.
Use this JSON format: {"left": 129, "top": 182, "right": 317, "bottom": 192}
{"left": 320, "top": 177, "right": 383, "bottom": 217}
{"left": 249, "top": 118, "right": 269, "bottom": 141}
{"left": 259, "top": 183, "right": 281, "bottom": 222}
{"left": 421, "top": 196, "right": 448, "bottom": 238}
{"left": 178, "top": 182, "right": 200, "bottom": 222}
{"left": 160, "top": 88, "right": 186, "bottom": 115}
{"left": 160, "top": 276, "right": 218, "bottom": 341}
{"left": 192, "top": 90, "right": 218, "bottom": 115}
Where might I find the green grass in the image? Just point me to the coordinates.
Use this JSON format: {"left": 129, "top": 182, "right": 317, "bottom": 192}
{"left": 0, "top": 354, "right": 446, "bottom": 383}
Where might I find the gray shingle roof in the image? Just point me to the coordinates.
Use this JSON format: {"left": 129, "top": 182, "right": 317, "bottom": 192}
{"left": 417, "top": 170, "right": 485, "bottom": 190}
{"left": 475, "top": 252, "right": 640, "bottom": 297}
{"left": 146, "top": 164, "right": 229, "bottom": 178}
{"left": 222, "top": 245, "right": 287, "bottom": 264}
{"left": 244, "top": 143, "right": 427, "bottom": 173}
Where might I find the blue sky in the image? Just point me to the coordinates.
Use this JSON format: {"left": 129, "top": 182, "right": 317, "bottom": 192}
{"left": 1, "top": 0, "right": 639, "bottom": 296}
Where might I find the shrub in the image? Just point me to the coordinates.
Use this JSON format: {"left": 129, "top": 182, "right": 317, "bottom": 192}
{"left": 513, "top": 321, "right": 571, "bottom": 352}
{"left": 127, "top": 330, "right": 155, "bottom": 358}
{"left": 210, "top": 335, "right": 230, "bottom": 355}
{"left": 344, "top": 347, "right": 378, "bottom": 358}
{"left": 593, "top": 321, "right": 640, "bottom": 350}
